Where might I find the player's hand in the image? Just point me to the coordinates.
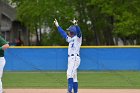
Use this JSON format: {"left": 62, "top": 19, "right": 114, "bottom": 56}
{"left": 2, "top": 44, "right": 9, "bottom": 50}
{"left": 70, "top": 18, "right": 78, "bottom": 25}
{"left": 54, "top": 19, "right": 59, "bottom": 27}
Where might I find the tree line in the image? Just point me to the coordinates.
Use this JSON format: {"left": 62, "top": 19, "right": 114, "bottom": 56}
{"left": 10, "top": 0, "right": 140, "bottom": 45}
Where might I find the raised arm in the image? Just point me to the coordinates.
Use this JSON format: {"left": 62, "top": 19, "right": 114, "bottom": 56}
{"left": 57, "top": 26, "right": 67, "bottom": 39}
{"left": 75, "top": 25, "right": 82, "bottom": 38}
{"left": 54, "top": 19, "right": 67, "bottom": 39}
{"left": 71, "top": 18, "right": 82, "bottom": 38}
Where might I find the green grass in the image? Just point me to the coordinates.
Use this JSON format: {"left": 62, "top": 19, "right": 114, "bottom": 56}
{"left": 2, "top": 71, "right": 140, "bottom": 88}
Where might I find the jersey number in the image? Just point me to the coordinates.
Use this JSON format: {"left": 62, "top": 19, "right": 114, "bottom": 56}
{"left": 71, "top": 43, "right": 74, "bottom": 48}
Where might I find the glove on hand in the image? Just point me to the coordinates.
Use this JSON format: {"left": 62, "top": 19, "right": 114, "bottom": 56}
{"left": 54, "top": 19, "right": 59, "bottom": 27}
{"left": 70, "top": 18, "right": 78, "bottom": 25}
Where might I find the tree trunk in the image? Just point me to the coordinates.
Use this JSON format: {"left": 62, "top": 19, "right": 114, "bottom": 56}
{"left": 27, "top": 24, "right": 31, "bottom": 46}
{"left": 39, "top": 27, "right": 42, "bottom": 45}
{"left": 35, "top": 26, "right": 40, "bottom": 45}
{"left": 121, "top": 38, "right": 127, "bottom": 45}
{"left": 104, "top": 16, "right": 114, "bottom": 45}
{"left": 103, "top": 27, "right": 114, "bottom": 45}
{"left": 136, "top": 35, "right": 140, "bottom": 45}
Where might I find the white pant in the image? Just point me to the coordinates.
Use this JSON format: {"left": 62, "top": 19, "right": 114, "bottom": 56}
{"left": 0, "top": 57, "right": 6, "bottom": 93}
{"left": 67, "top": 56, "right": 80, "bottom": 82}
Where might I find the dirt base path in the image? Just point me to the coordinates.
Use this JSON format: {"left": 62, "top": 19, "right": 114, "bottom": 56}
{"left": 4, "top": 89, "right": 140, "bottom": 93}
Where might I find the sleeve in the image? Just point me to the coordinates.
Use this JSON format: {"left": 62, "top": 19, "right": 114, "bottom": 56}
{"left": 57, "top": 26, "right": 67, "bottom": 39}
{"left": 75, "top": 25, "right": 82, "bottom": 38}
{"left": 0, "top": 36, "right": 8, "bottom": 50}
{"left": 0, "top": 36, "right": 7, "bottom": 45}
{"left": 0, "top": 47, "right": 2, "bottom": 50}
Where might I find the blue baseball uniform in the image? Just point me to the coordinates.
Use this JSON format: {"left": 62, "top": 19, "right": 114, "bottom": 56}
{"left": 56, "top": 25, "right": 82, "bottom": 93}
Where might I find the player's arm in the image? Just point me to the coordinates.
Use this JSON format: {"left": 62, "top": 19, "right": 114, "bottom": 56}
{"left": 75, "top": 25, "right": 82, "bottom": 38}
{"left": 0, "top": 36, "right": 9, "bottom": 50}
{"left": 57, "top": 27, "right": 73, "bottom": 43}
{"left": 1, "top": 44, "right": 9, "bottom": 50}
{"left": 71, "top": 19, "right": 82, "bottom": 38}
{"left": 0, "top": 44, "right": 9, "bottom": 50}
{"left": 57, "top": 26, "right": 67, "bottom": 39}
{"left": 54, "top": 19, "right": 67, "bottom": 39}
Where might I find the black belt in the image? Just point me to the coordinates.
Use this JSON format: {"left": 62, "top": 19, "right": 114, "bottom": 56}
{"left": 68, "top": 54, "right": 79, "bottom": 57}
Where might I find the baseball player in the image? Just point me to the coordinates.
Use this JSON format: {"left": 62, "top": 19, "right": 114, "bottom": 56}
{"left": 54, "top": 19, "right": 82, "bottom": 93}
{"left": 0, "top": 35, "right": 9, "bottom": 93}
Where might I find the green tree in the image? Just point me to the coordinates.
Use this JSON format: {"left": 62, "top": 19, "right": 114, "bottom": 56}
{"left": 11, "top": 0, "right": 140, "bottom": 45}
{"left": 11, "top": 0, "right": 75, "bottom": 45}
{"left": 73, "top": 0, "right": 140, "bottom": 45}
{"left": 69, "top": 0, "right": 115, "bottom": 45}
{"left": 90, "top": 0, "right": 140, "bottom": 45}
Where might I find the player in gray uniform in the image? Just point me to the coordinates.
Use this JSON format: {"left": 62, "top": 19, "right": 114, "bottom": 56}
{"left": 0, "top": 36, "right": 9, "bottom": 93}
{"left": 54, "top": 19, "right": 82, "bottom": 93}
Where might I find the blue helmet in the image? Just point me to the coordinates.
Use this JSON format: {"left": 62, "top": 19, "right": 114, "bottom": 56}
{"left": 66, "top": 25, "right": 77, "bottom": 35}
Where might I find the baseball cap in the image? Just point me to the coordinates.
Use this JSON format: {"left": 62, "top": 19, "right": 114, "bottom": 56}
{"left": 66, "top": 25, "right": 77, "bottom": 35}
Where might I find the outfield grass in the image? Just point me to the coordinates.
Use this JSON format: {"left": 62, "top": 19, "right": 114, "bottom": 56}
{"left": 3, "top": 71, "right": 140, "bottom": 88}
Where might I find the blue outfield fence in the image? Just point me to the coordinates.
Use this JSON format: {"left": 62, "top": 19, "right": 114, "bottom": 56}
{"left": 4, "top": 46, "right": 140, "bottom": 71}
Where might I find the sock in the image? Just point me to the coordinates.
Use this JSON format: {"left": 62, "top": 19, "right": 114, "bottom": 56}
{"left": 68, "top": 78, "right": 73, "bottom": 93}
{"left": 73, "top": 82, "right": 78, "bottom": 93}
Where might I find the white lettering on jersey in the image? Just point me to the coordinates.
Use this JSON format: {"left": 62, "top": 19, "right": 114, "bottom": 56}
{"left": 66, "top": 35, "right": 82, "bottom": 56}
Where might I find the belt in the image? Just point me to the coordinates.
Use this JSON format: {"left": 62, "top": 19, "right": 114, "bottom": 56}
{"left": 68, "top": 54, "right": 79, "bottom": 57}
